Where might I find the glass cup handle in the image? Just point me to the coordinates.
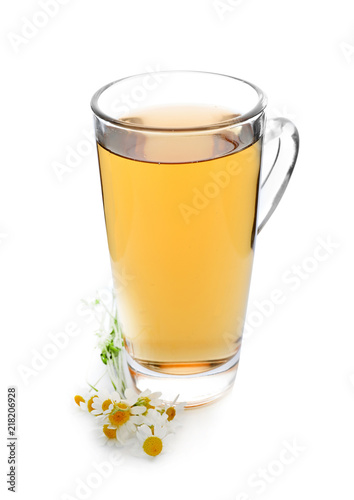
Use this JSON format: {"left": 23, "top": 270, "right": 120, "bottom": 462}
{"left": 257, "top": 117, "right": 300, "bottom": 234}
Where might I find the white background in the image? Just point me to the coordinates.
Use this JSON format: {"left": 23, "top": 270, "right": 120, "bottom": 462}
{"left": 1, "top": 0, "right": 354, "bottom": 498}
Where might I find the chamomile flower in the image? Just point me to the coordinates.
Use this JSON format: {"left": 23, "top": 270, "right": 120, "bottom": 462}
{"left": 74, "top": 394, "right": 87, "bottom": 411}
{"left": 142, "top": 408, "right": 169, "bottom": 428}
{"left": 125, "top": 388, "right": 163, "bottom": 412}
{"left": 135, "top": 424, "right": 169, "bottom": 457}
{"left": 74, "top": 393, "right": 100, "bottom": 412}
{"left": 74, "top": 289, "right": 185, "bottom": 456}
{"left": 160, "top": 395, "right": 184, "bottom": 432}
{"left": 86, "top": 394, "right": 101, "bottom": 413}
{"left": 91, "top": 390, "right": 121, "bottom": 416}
{"left": 99, "top": 399, "right": 145, "bottom": 444}
{"left": 95, "top": 423, "right": 121, "bottom": 447}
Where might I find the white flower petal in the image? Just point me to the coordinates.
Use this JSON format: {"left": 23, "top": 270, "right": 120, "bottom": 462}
{"left": 125, "top": 387, "right": 138, "bottom": 397}
{"left": 127, "top": 421, "right": 138, "bottom": 433}
{"left": 139, "top": 389, "right": 152, "bottom": 398}
{"left": 137, "top": 424, "right": 152, "bottom": 438}
{"left": 131, "top": 406, "right": 146, "bottom": 415}
{"left": 130, "top": 415, "right": 144, "bottom": 425}
{"left": 116, "top": 425, "right": 133, "bottom": 444}
{"left": 149, "top": 392, "right": 162, "bottom": 400}
{"left": 152, "top": 425, "right": 167, "bottom": 439}
{"left": 111, "top": 391, "right": 122, "bottom": 402}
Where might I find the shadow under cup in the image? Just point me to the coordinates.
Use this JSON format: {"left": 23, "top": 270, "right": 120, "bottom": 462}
{"left": 91, "top": 71, "right": 299, "bottom": 407}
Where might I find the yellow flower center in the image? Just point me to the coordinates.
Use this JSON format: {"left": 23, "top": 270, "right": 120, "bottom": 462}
{"left": 108, "top": 403, "right": 130, "bottom": 427}
{"left": 103, "top": 425, "right": 117, "bottom": 440}
{"left": 166, "top": 407, "right": 176, "bottom": 421}
{"left": 87, "top": 395, "right": 98, "bottom": 413}
{"left": 102, "top": 399, "right": 113, "bottom": 412}
{"left": 143, "top": 436, "right": 163, "bottom": 457}
{"left": 74, "top": 395, "right": 85, "bottom": 406}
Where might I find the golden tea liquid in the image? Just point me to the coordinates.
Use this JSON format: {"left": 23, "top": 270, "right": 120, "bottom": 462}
{"left": 97, "top": 105, "right": 261, "bottom": 375}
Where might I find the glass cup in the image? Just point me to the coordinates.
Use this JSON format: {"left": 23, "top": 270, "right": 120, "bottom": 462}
{"left": 91, "top": 71, "right": 299, "bottom": 407}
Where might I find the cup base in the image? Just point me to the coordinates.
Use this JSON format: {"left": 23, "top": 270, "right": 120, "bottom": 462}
{"left": 126, "top": 351, "right": 240, "bottom": 408}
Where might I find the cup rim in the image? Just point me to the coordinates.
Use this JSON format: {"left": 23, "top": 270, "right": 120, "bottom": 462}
{"left": 91, "top": 70, "right": 267, "bottom": 133}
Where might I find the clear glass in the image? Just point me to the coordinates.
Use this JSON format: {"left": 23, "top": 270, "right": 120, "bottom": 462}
{"left": 91, "top": 71, "right": 299, "bottom": 407}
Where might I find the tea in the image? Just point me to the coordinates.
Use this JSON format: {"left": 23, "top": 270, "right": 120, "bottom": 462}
{"left": 97, "top": 105, "right": 261, "bottom": 375}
